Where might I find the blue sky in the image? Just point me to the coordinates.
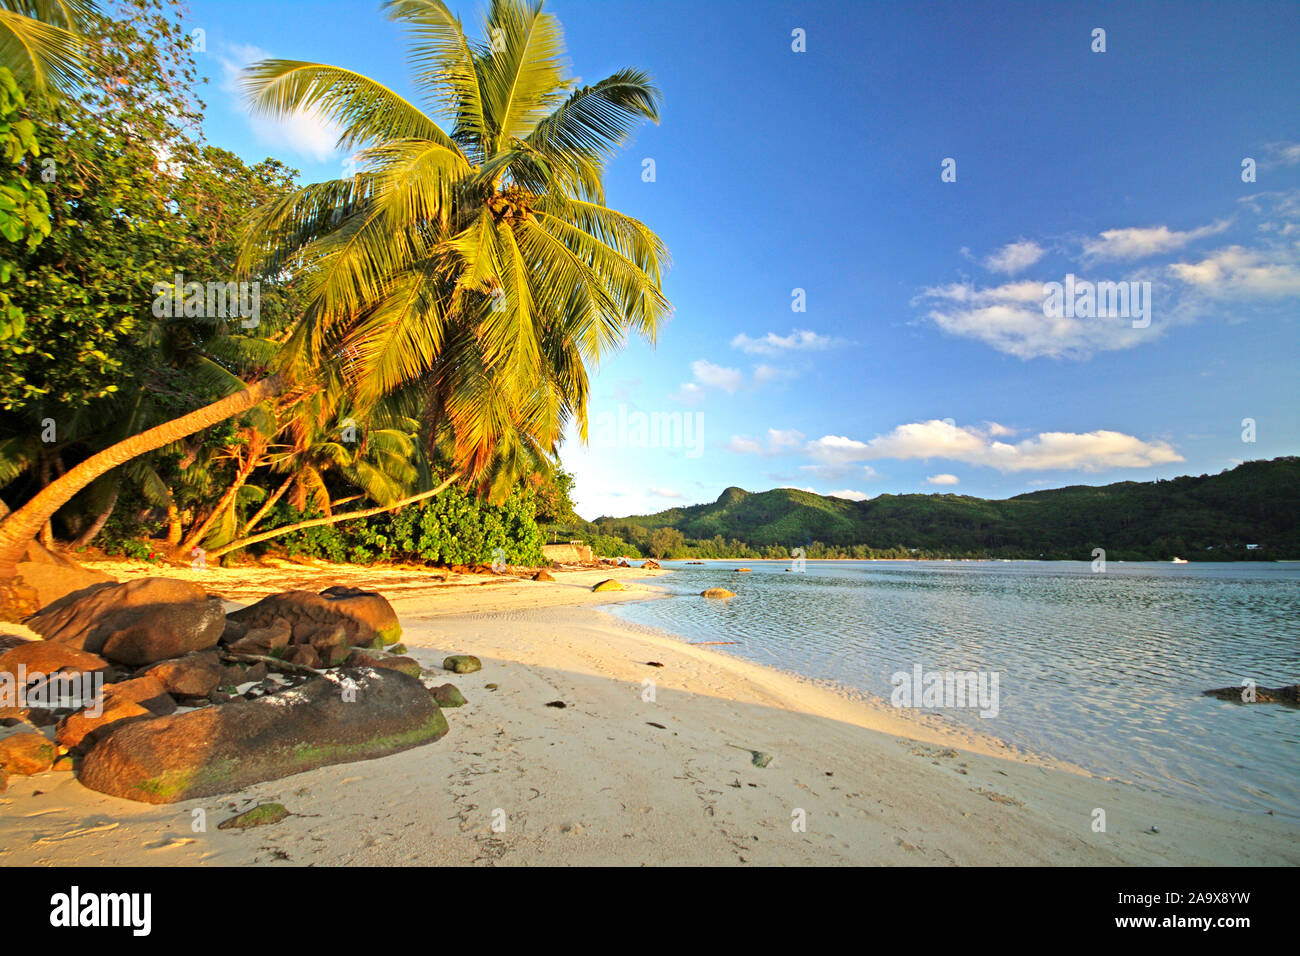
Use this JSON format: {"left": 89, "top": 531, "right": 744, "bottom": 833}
{"left": 188, "top": 0, "right": 1300, "bottom": 519}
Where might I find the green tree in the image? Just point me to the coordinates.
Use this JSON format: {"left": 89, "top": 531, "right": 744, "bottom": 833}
{"left": 0, "top": 0, "right": 670, "bottom": 607}
{"left": 648, "top": 526, "right": 684, "bottom": 559}
{"left": 0, "top": 0, "right": 97, "bottom": 94}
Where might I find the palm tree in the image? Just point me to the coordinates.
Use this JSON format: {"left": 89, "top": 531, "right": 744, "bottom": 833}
{"left": 240, "top": 0, "right": 669, "bottom": 481}
{"left": 0, "top": 0, "right": 668, "bottom": 610}
{"left": 0, "top": 0, "right": 97, "bottom": 93}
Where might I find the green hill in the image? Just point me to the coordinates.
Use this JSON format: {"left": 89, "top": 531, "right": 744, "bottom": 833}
{"left": 588, "top": 457, "right": 1300, "bottom": 561}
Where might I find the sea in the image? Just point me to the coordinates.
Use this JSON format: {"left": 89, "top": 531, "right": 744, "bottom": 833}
{"left": 606, "top": 559, "right": 1300, "bottom": 818}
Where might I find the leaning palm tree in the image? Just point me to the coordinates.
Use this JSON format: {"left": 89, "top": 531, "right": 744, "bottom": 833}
{"left": 0, "top": 0, "right": 97, "bottom": 93}
{"left": 0, "top": 0, "right": 668, "bottom": 611}
{"left": 241, "top": 0, "right": 670, "bottom": 482}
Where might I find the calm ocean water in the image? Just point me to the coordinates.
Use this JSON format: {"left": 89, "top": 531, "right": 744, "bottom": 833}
{"left": 607, "top": 560, "right": 1300, "bottom": 817}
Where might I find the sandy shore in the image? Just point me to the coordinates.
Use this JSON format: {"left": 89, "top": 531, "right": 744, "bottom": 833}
{"left": 2, "top": 560, "right": 1296, "bottom": 866}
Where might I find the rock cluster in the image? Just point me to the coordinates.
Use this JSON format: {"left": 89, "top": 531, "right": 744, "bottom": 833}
{"left": 0, "top": 578, "right": 457, "bottom": 804}
{"left": 1203, "top": 684, "right": 1299, "bottom": 704}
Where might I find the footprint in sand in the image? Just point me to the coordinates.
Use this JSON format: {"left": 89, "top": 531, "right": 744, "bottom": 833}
{"left": 147, "top": 836, "right": 197, "bottom": 850}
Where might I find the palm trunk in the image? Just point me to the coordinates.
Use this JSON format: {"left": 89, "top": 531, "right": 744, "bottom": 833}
{"left": 166, "top": 501, "right": 183, "bottom": 546}
{"left": 38, "top": 455, "right": 54, "bottom": 549}
{"left": 179, "top": 449, "right": 260, "bottom": 554}
{"left": 69, "top": 480, "right": 120, "bottom": 551}
{"left": 207, "top": 474, "right": 459, "bottom": 560}
{"left": 0, "top": 373, "right": 287, "bottom": 581}
{"left": 242, "top": 473, "right": 294, "bottom": 537}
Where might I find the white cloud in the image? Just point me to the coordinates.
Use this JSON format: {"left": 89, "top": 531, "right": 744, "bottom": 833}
{"left": 926, "top": 474, "right": 960, "bottom": 485}
{"left": 1168, "top": 245, "right": 1300, "bottom": 298}
{"left": 913, "top": 278, "right": 1162, "bottom": 359}
{"left": 767, "top": 428, "right": 805, "bottom": 451}
{"left": 726, "top": 428, "right": 806, "bottom": 457}
{"left": 673, "top": 382, "right": 707, "bottom": 405}
{"left": 220, "top": 43, "right": 344, "bottom": 163}
{"left": 725, "top": 435, "right": 764, "bottom": 455}
{"left": 807, "top": 420, "right": 1182, "bottom": 473}
{"left": 806, "top": 435, "right": 874, "bottom": 465}
{"left": 650, "top": 488, "right": 684, "bottom": 499}
{"left": 985, "top": 240, "right": 1045, "bottom": 275}
{"left": 1081, "top": 221, "right": 1229, "bottom": 262}
{"left": 1239, "top": 189, "right": 1300, "bottom": 238}
{"left": 689, "top": 359, "right": 743, "bottom": 393}
{"left": 752, "top": 363, "right": 799, "bottom": 385}
{"left": 826, "top": 489, "right": 870, "bottom": 501}
{"left": 731, "top": 329, "right": 838, "bottom": 355}
{"left": 1261, "top": 141, "right": 1300, "bottom": 170}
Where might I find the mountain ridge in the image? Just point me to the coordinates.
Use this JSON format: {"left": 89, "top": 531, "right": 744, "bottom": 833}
{"left": 589, "top": 457, "right": 1299, "bottom": 560}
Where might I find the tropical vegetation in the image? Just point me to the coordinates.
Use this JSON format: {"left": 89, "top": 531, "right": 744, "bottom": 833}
{"left": 0, "top": 0, "right": 670, "bottom": 615}
{"left": 585, "top": 458, "right": 1300, "bottom": 561}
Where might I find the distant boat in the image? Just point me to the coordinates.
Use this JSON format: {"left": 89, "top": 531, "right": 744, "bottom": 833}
{"left": 1171, "top": 557, "right": 1189, "bottom": 564}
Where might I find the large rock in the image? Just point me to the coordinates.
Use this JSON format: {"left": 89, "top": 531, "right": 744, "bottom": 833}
{"left": 142, "top": 652, "right": 223, "bottom": 698}
{"left": 78, "top": 667, "right": 448, "bottom": 803}
{"left": 0, "top": 641, "right": 109, "bottom": 678}
{"left": 225, "top": 587, "right": 401, "bottom": 649}
{"left": 25, "top": 578, "right": 224, "bottom": 666}
{"left": 0, "top": 634, "right": 32, "bottom": 656}
{"left": 370, "top": 655, "right": 421, "bottom": 677}
{"left": 54, "top": 676, "right": 175, "bottom": 751}
{"left": 9, "top": 540, "right": 116, "bottom": 612}
{"left": 55, "top": 696, "right": 151, "bottom": 751}
{"left": 225, "top": 617, "right": 291, "bottom": 657}
{"left": 1, "top": 641, "right": 109, "bottom": 720}
{"left": 701, "top": 588, "right": 736, "bottom": 599}
{"left": 0, "top": 732, "right": 56, "bottom": 774}
{"left": 592, "top": 579, "right": 624, "bottom": 592}
{"left": 14, "top": 565, "right": 115, "bottom": 613}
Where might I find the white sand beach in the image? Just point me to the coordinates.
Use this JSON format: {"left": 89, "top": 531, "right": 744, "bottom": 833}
{"left": 2, "top": 562, "right": 1296, "bottom": 866}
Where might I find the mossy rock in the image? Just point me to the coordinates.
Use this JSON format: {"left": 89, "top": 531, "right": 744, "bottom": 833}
{"left": 0, "top": 733, "right": 56, "bottom": 775}
{"left": 591, "top": 579, "right": 625, "bottom": 592}
{"left": 443, "top": 655, "right": 481, "bottom": 674}
{"left": 78, "top": 670, "right": 448, "bottom": 804}
{"left": 370, "top": 656, "right": 422, "bottom": 678}
{"left": 701, "top": 588, "right": 737, "bottom": 599}
{"left": 388, "top": 643, "right": 408, "bottom": 655}
{"left": 430, "top": 683, "right": 467, "bottom": 708}
{"left": 218, "top": 802, "right": 289, "bottom": 830}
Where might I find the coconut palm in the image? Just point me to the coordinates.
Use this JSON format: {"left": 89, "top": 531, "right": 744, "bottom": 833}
{"left": 0, "top": 0, "right": 668, "bottom": 608}
{"left": 239, "top": 0, "right": 669, "bottom": 482}
{"left": 0, "top": 0, "right": 97, "bottom": 93}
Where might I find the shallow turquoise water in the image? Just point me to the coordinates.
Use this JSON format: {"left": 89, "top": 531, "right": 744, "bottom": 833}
{"left": 607, "top": 560, "right": 1300, "bottom": 817}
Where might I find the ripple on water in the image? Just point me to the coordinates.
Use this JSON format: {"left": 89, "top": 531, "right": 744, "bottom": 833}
{"left": 610, "top": 560, "right": 1300, "bottom": 817}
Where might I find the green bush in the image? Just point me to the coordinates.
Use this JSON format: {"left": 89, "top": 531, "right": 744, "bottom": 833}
{"left": 252, "top": 486, "right": 546, "bottom": 567}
